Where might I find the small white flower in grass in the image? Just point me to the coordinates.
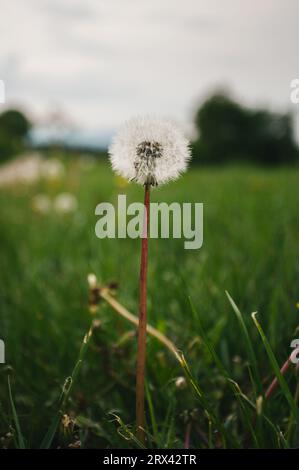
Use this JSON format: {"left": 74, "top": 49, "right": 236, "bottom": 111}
{"left": 87, "top": 273, "right": 98, "bottom": 289}
{"left": 42, "top": 159, "right": 65, "bottom": 181}
{"left": 32, "top": 194, "right": 51, "bottom": 214}
{"left": 109, "top": 115, "right": 191, "bottom": 186}
{"left": 53, "top": 193, "right": 77, "bottom": 214}
{"left": 175, "top": 376, "right": 187, "bottom": 390}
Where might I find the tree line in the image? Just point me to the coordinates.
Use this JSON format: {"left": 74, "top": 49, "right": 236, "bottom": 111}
{"left": 0, "top": 93, "right": 298, "bottom": 165}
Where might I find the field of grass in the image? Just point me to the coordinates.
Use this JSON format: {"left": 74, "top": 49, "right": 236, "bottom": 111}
{"left": 0, "top": 156, "right": 299, "bottom": 449}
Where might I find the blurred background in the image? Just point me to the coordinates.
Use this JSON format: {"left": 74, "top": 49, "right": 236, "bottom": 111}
{"left": 1, "top": 0, "right": 299, "bottom": 450}
{"left": 0, "top": 0, "right": 299, "bottom": 162}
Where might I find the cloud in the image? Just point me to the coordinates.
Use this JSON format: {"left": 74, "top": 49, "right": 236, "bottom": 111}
{"left": 0, "top": 0, "right": 298, "bottom": 142}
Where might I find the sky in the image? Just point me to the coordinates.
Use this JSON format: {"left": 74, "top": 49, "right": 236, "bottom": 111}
{"left": 0, "top": 0, "right": 299, "bottom": 145}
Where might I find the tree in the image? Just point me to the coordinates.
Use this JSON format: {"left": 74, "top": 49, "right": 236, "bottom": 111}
{"left": 0, "top": 109, "right": 31, "bottom": 163}
{"left": 192, "top": 93, "right": 299, "bottom": 165}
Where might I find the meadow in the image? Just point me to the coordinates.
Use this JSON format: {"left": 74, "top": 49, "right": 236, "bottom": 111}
{"left": 0, "top": 155, "right": 299, "bottom": 448}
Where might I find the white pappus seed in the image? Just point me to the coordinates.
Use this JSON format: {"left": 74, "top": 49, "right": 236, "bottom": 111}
{"left": 108, "top": 115, "right": 191, "bottom": 186}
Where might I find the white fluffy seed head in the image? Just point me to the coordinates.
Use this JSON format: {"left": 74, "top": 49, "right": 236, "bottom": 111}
{"left": 87, "top": 273, "right": 98, "bottom": 289}
{"left": 108, "top": 116, "right": 191, "bottom": 186}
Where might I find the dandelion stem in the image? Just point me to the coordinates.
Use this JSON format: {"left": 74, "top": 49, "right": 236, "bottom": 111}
{"left": 264, "top": 346, "right": 299, "bottom": 400}
{"left": 136, "top": 183, "right": 150, "bottom": 444}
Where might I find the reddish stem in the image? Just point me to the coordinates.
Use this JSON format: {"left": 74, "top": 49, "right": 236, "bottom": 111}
{"left": 245, "top": 346, "right": 299, "bottom": 447}
{"left": 136, "top": 184, "right": 150, "bottom": 444}
{"left": 265, "top": 346, "right": 299, "bottom": 400}
{"left": 184, "top": 422, "right": 192, "bottom": 449}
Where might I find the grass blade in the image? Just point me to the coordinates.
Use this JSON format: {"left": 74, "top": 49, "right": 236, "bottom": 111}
{"left": 188, "top": 296, "right": 253, "bottom": 447}
{"left": 145, "top": 382, "right": 159, "bottom": 446}
{"left": 39, "top": 411, "right": 61, "bottom": 449}
{"left": 252, "top": 312, "right": 299, "bottom": 425}
{"left": 40, "top": 322, "right": 94, "bottom": 448}
{"left": 7, "top": 377, "right": 26, "bottom": 449}
{"left": 226, "top": 291, "right": 262, "bottom": 396}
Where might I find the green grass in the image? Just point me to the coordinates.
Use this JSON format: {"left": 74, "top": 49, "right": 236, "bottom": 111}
{"left": 0, "top": 156, "right": 299, "bottom": 448}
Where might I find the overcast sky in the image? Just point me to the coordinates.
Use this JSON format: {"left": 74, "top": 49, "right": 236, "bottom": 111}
{"left": 1, "top": 0, "right": 299, "bottom": 143}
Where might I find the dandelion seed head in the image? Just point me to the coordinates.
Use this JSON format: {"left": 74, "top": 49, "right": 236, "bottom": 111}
{"left": 109, "top": 116, "right": 191, "bottom": 186}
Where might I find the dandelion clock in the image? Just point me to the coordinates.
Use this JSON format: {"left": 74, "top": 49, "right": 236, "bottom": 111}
{"left": 109, "top": 116, "right": 190, "bottom": 186}
{"left": 109, "top": 116, "right": 191, "bottom": 443}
